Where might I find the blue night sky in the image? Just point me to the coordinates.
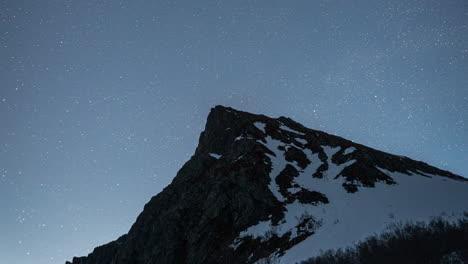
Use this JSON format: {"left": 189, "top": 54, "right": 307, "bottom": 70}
{"left": 0, "top": 0, "right": 467, "bottom": 263}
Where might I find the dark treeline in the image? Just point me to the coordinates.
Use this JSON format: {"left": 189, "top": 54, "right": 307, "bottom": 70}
{"left": 301, "top": 213, "right": 468, "bottom": 264}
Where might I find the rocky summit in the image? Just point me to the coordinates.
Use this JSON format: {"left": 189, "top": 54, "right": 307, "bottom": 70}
{"left": 67, "top": 105, "right": 468, "bottom": 264}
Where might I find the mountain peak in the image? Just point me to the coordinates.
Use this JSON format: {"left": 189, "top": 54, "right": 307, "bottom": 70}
{"left": 201, "top": 105, "right": 463, "bottom": 183}
{"left": 67, "top": 107, "right": 467, "bottom": 264}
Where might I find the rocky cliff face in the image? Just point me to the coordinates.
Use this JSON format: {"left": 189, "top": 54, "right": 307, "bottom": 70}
{"left": 67, "top": 105, "right": 468, "bottom": 264}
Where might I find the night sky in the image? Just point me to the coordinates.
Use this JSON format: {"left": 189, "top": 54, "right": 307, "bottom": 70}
{"left": 1, "top": 0, "right": 467, "bottom": 263}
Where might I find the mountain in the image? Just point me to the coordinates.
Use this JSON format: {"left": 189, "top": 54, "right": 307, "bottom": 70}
{"left": 67, "top": 105, "right": 468, "bottom": 264}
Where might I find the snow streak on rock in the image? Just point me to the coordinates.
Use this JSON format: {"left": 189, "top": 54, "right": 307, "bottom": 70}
{"left": 209, "top": 153, "right": 222, "bottom": 159}
{"left": 279, "top": 124, "right": 305, "bottom": 135}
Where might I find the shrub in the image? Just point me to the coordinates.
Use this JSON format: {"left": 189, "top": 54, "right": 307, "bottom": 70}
{"left": 301, "top": 214, "right": 468, "bottom": 264}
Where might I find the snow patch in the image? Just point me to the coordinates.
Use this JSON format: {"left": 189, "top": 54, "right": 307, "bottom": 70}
{"left": 254, "top": 122, "right": 267, "bottom": 133}
{"left": 322, "top": 146, "right": 341, "bottom": 164}
{"left": 294, "top": 137, "right": 308, "bottom": 145}
{"left": 343, "top": 147, "right": 356, "bottom": 155}
{"left": 239, "top": 220, "right": 273, "bottom": 241}
{"left": 209, "top": 153, "right": 222, "bottom": 159}
{"left": 279, "top": 124, "right": 305, "bottom": 135}
{"left": 256, "top": 136, "right": 287, "bottom": 202}
{"left": 233, "top": 155, "right": 244, "bottom": 162}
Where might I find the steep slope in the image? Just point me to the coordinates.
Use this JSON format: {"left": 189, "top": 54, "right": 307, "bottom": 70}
{"left": 67, "top": 105, "right": 468, "bottom": 264}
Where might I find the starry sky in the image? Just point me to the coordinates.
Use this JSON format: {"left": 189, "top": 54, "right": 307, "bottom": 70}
{"left": 1, "top": 0, "right": 467, "bottom": 263}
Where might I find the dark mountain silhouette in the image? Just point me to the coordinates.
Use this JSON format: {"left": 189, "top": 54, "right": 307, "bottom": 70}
{"left": 67, "top": 105, "right": 468, "bottom": 264}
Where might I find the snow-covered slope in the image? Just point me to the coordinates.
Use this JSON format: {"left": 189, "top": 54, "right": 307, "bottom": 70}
{"left": 67, "top": 106, "right": 468, "bottom": 264}
{"left": 231, "top": 121, "right": 468, "bottom": 263}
